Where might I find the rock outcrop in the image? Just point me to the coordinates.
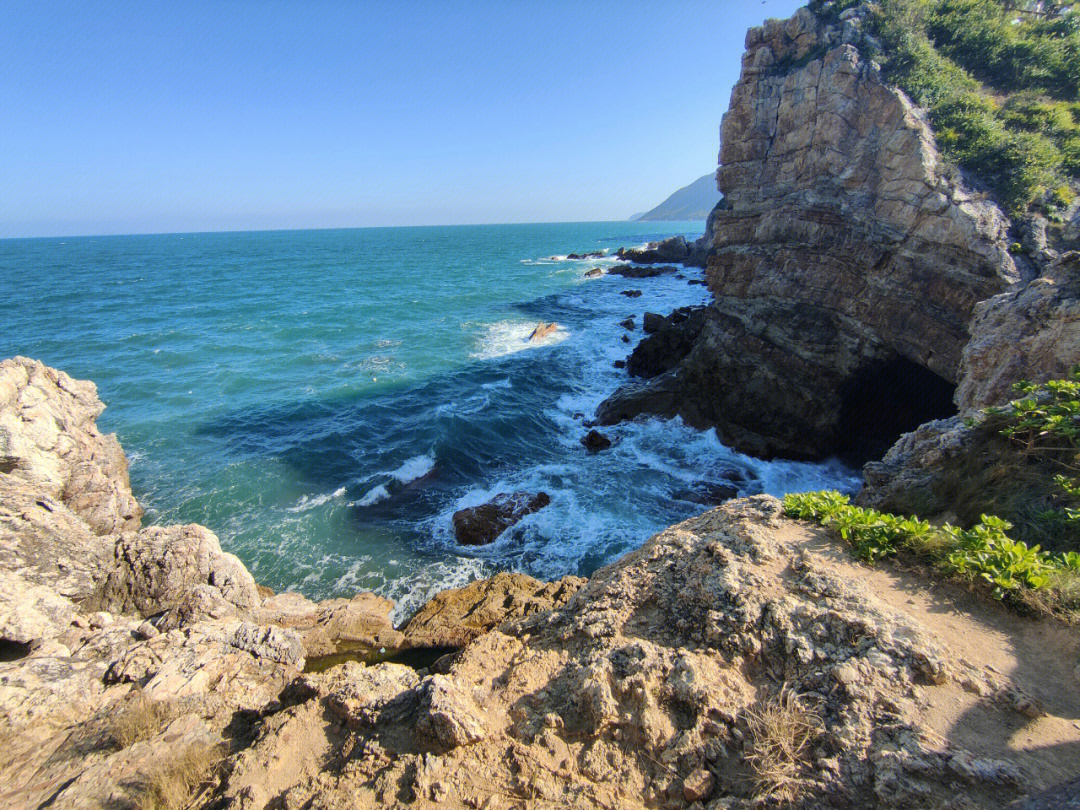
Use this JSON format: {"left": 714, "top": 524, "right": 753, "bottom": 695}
{"left": 400, "top": 572, "right": 585, "bottom": 649}
{"left": 452, "top": 491, "right": 551, "bottom": 546}
{"left": 957, "top": 251, "right": 1080, "bottom": 412}
{"left": 210, "top": 497, "right": 1080, "bottom": 809}
{"left": 4, "top": 360, "right": 1079, "bottom": 808}
{"left": 600, "top": 6, "right": 1021, "bottom": 459}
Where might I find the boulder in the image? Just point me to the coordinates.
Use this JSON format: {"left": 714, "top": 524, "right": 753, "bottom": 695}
{"left": 90, "top": 523, "right": 260, "bottom": 626}
{"left": 642, "top": 311, "right": 665, "bottom": 333}
{"left": 620, "top": 289, "right": 642, "bottom": 298}
{"left": 608, "top": 263, "right": 680, "bottom": 279}
{"left": 616, "top": 236, "right": 701, "bottom": 266}
{"left": 451, "top": 492, "right": 551, "bottom": 546}
{"left": 583, "top": 267, "right": 604, "bottom": 278}
{"left": 581, "top": 429, "right": 612, "bottom": 453}
{"left": 619, "top": 317, "right": 635, "bottom": 330}
{"left": 957, "top": 251, "right": 1080, "bottom": 413}
{"left": 528, "top": 322, "right": 558, "bottom": 341}
{"left": 401, "top": 572, "right": 584, "bottom": 649}
{"left": 566, "top": 251, "right": 604, "bottom": 260}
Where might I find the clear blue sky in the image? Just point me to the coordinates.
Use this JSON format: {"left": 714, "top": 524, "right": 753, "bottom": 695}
{"left": 2, "top": 0, "right": 804, "bottom": 237}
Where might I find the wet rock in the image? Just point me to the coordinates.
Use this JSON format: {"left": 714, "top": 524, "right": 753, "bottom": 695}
{"left": 581, "top": 429, "right": 612, "bottom": 453}
{"left": 451, "top": 492, "right": 551, "bottom": 546}
{"left": 621, "top": 334, "right": 631, "bottom": 343}
{"left": 677, "top": 482, "right": 739, "bottom": 506}
{"left": 566, "top": 251, "right": 604, "bottom": 260}
{"left": 619, "top": 317, "right": 635, "bottom": 331}
{"left": 529, "top": 322, "right": 558, "bottom": 341}
{"left": 583, "top": 267, "right": 604, "bottom": 278}
{"left": 401, "top": 572, "right": 584, "bottom": 649}
{"left": 619, "top": 289, "right": 642, "bottom": 298}
{"left": 613, "top": 360, "right": 626, "bottom": 369}
{"left": 607, "top": 263, "right": 680, "bottom": 279}
{"left": 624, "top": 306, "right": 709, "bottom": 380}
{"left": 616, "top": 235, "right": 703, "bottom": 266}
{"left": 642, "top": 312, "right": 665, "bottom": 333}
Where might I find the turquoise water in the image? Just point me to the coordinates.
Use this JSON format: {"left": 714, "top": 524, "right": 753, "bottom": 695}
{"left": 1, "top": 223, "right": 859, "bottom": 618}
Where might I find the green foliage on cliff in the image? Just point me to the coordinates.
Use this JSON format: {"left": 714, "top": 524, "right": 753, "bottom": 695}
{"left": 975, "top": 366, "right": 1080, "bottom": 531}
{"left": 813, "top": 0, "right": 1080, "bottom": 216}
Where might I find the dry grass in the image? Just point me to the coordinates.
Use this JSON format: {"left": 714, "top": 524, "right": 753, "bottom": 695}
{"left": 743, "top": 688, "right": 822, "bottom": 804}
{"left": 109, "top": 694, "right": 173, "bottom": 749}
{"left": 132, "top": 742, "right": 221, "bottom": 810}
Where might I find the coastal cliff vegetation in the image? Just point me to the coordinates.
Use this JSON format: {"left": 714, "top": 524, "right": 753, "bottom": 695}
{"left": 815, "top": 0, "right": 1080, "bottom": 216}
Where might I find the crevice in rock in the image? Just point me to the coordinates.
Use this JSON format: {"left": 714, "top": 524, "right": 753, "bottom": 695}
{"left": 838, "top": 356, "right": 957, "bottom": 464}
{"left": 0, "top": 639, "right": 33, "bottom": 662}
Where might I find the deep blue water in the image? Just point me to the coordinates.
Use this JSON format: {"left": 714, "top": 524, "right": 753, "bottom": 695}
{"left": 0, "top": 223, "right": 858, "bottom": 618}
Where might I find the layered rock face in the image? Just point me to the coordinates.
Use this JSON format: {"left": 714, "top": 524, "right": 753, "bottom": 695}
{"left": 601, "top": 7, "right": 1020, "bottom": 459}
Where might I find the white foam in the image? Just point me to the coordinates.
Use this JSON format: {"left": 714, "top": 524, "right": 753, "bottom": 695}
{"left": 388, "top": 454, "right": 436, "bottom": 484}
{"left": 470, "top": 320, "right": 569, "bottom": 360}
{"left": 480, "top": 378, "right": 512, "bottom": 390}
{"left": 287, "top": 486, "right": 347, "bottom": 512}
{"left": 356, "top": 484, "right": 390, "bottom": 507}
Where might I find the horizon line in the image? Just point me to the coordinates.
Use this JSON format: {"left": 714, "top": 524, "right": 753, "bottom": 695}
{"left": 0, "top": 217, "right": 708, "bottom": 242}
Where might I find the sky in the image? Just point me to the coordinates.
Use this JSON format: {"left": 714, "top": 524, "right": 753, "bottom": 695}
{"left": 1, "top": 0, "right": 805, "bottom": 238}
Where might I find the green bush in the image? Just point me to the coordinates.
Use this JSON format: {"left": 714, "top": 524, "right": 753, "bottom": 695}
{"left": 783, "top": 491, "right": 1076, "bottom": 600}
{"left": 855, "top": 0, "right": 1080, "bottom": 215}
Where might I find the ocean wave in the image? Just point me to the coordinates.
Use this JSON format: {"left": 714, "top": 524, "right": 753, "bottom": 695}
{"left": 287, "top": 486, "right": 347, "bottom": 512}
{"left": 388, "top": 454, "right": 436, "bottom": 484}
{"left": 356, "top": 484, "right": 390, "bottom": 507}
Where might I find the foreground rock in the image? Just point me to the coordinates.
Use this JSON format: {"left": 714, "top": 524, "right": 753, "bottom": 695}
{"left": 451, "top": 491, "right": 551, "bottom": 545}
{"left": 400, "top": 572, "right": 585, "bottom": 649}
{"left": 212, "top": 497, "right": 1080, "bottom": 809}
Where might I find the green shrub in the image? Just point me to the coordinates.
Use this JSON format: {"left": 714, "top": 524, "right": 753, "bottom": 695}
{"left": 856, "top": 0, "right": 1080, "bottom": 215}
{"left": 782, "top": 491, "right": 1077, "bottom": 602}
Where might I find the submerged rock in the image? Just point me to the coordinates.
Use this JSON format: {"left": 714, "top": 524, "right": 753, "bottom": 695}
{"left": 607, "top": 263, "right": 679, "bottom": 279}
{"left": 620, "top": 289, "right": 642, "bottom": 298}
{"left": 451, "top": 492, "right": 551, "bottom": 546}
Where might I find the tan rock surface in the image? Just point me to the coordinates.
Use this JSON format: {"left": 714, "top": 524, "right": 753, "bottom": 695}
{"left": 213, "top": 497, "right": 1080, "bottom": 809}
{"left": 958, "top": 251, "right": 1080, "bottom": 412}
{"left": 401, "top": 571, "right": 585, "bottom": 649}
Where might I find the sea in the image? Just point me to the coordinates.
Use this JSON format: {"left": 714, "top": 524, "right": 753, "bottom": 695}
{"left": 0, "top": 223, "right": 860, "bottom": 620}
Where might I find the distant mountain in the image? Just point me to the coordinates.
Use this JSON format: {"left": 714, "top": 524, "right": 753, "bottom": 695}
{"left": 631, "top": 173, "right": 721, "bottom": 221}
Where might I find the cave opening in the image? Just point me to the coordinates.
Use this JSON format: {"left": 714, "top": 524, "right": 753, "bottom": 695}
{"left": 838, "top": 356, "right": 957, "bottom": 464}
{"left": 0, "top": 639, "right": 32, "bottom": 662}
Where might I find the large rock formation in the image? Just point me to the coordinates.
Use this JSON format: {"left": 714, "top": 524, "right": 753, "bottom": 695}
{"left": 600, "top": 6, "right": 1020, "bottom": 459}
{"left": 3, "top": 362, "right": 1079, "bottom": 808}
{"left": 211, "top": 497, "right": 1080, "bottom": 809}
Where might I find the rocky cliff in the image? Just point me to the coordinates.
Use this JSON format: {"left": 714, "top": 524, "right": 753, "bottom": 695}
{"left": 602, "top": 6, "right": 1038, "bottom": 460}
{"left": 3, "top": 359, "right": 1079, "bottom": 809}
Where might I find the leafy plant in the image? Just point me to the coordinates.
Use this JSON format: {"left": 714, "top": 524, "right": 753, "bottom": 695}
{"left": 783, "top": 491, "right": 1075, "bottom": 601}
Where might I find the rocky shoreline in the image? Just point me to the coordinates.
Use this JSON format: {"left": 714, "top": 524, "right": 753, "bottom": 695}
{"left": 4, "top": 2, "right": 1080, "bottom": 808}
{"left": 2, "top": 358, "right": 1078, "bottom": 809}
